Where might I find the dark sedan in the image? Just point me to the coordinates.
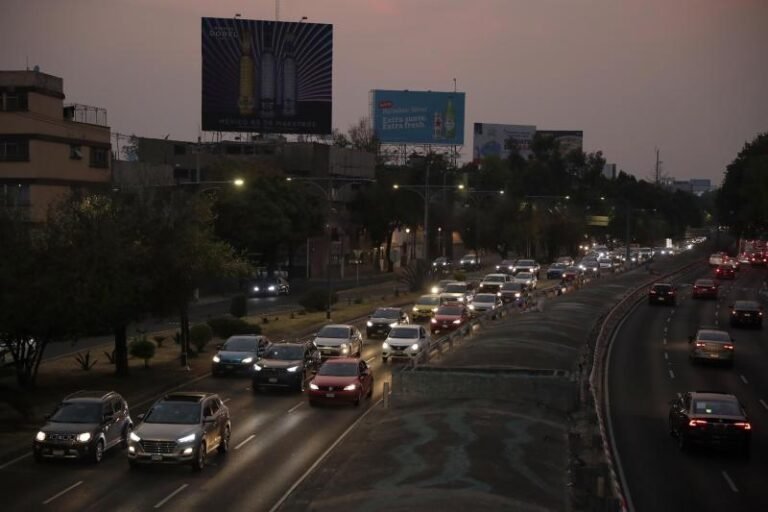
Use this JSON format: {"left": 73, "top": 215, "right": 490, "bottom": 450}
{"left": 247, "top": 277, "right": 290, "bottom": 297}
{"left": 211, "top": 335, "right": 270, "bottom": 376}
{"left": 499, "top": 282, "right": 527, "bottom": 305}
{"left": 692, "top": 278, "right": 718, "bottom": 299}
{"left": 546, "top": 263, "right": 568, "bottom": 280}
{"left": 715, "top": 265, "right": 735, "bottom": 280}
{"left": 648, "top": 283, "right": 676, "bottom": 305}
{"left": 252, "top": 342, "right": 320, "bottom": 392}
{"left": 730, "top": 300, "right": 763, "bottom": 328}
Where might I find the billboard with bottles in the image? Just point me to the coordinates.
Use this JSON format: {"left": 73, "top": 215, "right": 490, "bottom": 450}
{"left": 201, "top": 17, "right": 333, "bottom": 134}
{"left": 370, "top": 90, "right": 465, "bottom": 145}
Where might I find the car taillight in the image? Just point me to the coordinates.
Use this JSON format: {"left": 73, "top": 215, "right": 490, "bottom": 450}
{"left": 430, "top": 318, "right": 437, "bottom": 324}
{"left": 734, "top": 422, "right": 751, "bottom": 430}
{"left": 689, "top": 419, "right": 708, "bottom": 427}
{"left": 724, "top": 344, "right": 734, "bottom": 350}
{"left": 650, "top": 290, "right": 657, "bottom": 294}
{"left": 695, "top": 342, "right": 705, "bottom": 347}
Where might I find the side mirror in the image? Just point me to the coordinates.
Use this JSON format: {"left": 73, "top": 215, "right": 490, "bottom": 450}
{"left": 137, "top": 413, "right": 145, "bottom": 421}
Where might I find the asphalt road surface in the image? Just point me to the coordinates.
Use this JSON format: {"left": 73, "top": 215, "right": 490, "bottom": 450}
{"left": 608, "top": 264, "right": 768, "bottom": 511}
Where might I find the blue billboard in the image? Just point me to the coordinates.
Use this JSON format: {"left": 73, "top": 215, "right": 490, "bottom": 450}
{"left": 202, "top": 17, "right": 333, "bottom": 134}
{"left": 370, "top": 90, "right": 465, "bottom": 145}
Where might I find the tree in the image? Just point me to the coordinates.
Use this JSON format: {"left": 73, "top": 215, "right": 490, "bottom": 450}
{"left": 718, "top": 132, "right": 768, "bottom": 236}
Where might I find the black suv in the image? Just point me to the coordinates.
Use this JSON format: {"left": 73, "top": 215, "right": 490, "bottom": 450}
{"left": 648, "top": 283, "right": 676, "bottom": 305}
{"left": 33, "top": 390, "right": 132, "bottom": 463}
{"left": 366, "top": 307, "right": 409, "bottom": 338}
{"left": 252, "top": 341, "right": 321, "bottom": 392}
{"left": 730, "top": 300, "right": 763, "bottom": 328}
{"left": 668, "top": 391, "right": 751, "bottom": 457}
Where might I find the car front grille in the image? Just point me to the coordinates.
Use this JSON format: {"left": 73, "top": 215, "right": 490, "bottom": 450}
{"left": 141, "top": 440, "right": 177, "bottom": 454}
{"left": 47, "top": 432, "right": 76, "bottom": 442}
{"left": 260, "top": 367, "right": 285, "bottom": 377}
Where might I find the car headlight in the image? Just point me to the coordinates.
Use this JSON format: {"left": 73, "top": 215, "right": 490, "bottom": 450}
{"left": 389, "top": 322, "right": 398, "bottom": 328}
{"left": 343, "top": 384, "right": 357, "bottom": 391}
{"left": 382, "top": 342, "right": 390, "bottom": 349}
{"left": 469, "top": 304, "right": 475, "bottom": 310}
{"left": 366, "top": 321, "right": 373, "bottom": 327}
{"left": 212, "top": 355, "right": 220, "bottom": 363}
{"left": 177, "top": 433, "right": 196, "bottom": 444}
{"left": 431, "top": 318, "right": 437, "bottom": 324}
{"left": 412, "top": 306, "right": 418, "bottom": 312}
{"left": 430, "top": 286, "right": 439, "bottom": 294}
{"left": 253, "top": 286, "right": 260, "bottom": 292}
{"left": 76, "top": 432, "right": 92, "bottom": 443}
{"left": 268, "top": 285, "right": 276, "bottom": 291}
{"left": 241, "top": 357, "right": 253, "bottom": 364}
{"left": 431, "top": 307, "right": 438, "bottom": 312}
{"left": 341, "top": 344, "right": 349, "bottom": 354}
{"left": 129, "top": 432, "right": 141, "bottom": 443}
{"left": 457, "top": 297, "right": 464, "bottom": 302}
{"left": 410, "top": 343, "right": 420, "bottom": 351}
{"left": 36, "top": 431, "right": 46, "bottom": 442}
{"left": 310, "top": 383, "right": 319, "bottom": 390}
{"left": 452, "top": 319, "right": 461, "bottom": 324}
{"left": 253, "top": 363, "right": 262, "bottom": 371}
{"left": 515, "top": 292, "right": 521, "bottom": 298}
{"left": 286, "top": 365, "right": 300, "bottom": 373}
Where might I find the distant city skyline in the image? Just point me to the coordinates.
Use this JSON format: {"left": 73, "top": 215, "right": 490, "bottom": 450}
{"left": 1, "top": 0, "right": 765, "bottom": 184}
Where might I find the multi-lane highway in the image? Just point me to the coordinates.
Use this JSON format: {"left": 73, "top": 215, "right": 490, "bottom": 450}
{"left": 608, "top": 264, "right": 768, "bottom": 511}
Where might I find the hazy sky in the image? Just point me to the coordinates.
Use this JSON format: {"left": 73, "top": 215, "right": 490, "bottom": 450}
{"left": 2, "top": 0, "right": 766, "bottom": 183}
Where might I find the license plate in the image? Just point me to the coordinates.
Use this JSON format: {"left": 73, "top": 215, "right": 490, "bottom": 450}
{"left": 744, "top": 313, "right": 751, "bottom": 317}
{"left": 268, "top": 377, "right": 278, "bottom": 383}
{"left": 53, "top": 449, "right": 64, "bottom": 456}
{"left": 659, "top": 297, "right": 665, "bottom": 301}
{"left": 151, "top": 454, "right": 162, "bottom": 461}
{"left": 709, "top": 353, "right": 720, "bottom": 358}
{"left": 325, "top": 393, "right": 335, "bottom": 398}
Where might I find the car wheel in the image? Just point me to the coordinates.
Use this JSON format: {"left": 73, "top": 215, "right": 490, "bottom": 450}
{"left": 128, "top": 459, "right": 138, "bottom": 470}
{"left": 367, "top": 380, "right": 374, "bottom": 398}
{"left": 252, "top": 383, "right": 260, "bottom": 394}
{"left": 308, "top": 400, "right": 318, "bottom": 408}
{"left": 354, "top": 391, "right": 362, "bottom": 407}
{"left": 297, "top": 376, "right": 305, "bottom": 393}
{"left": 742, "top": 441, "right": 751, "bottom": 460}
{"left": 33, "top": 450, "right": 43, "bottom": 463}
{"left": 218, "top": 426, "right": 230, "bottom": 454}
{"left": 192, "top": 442, "right": 206, "bottom": 471}
{"left": 92, "top": 439, "right": 105, "bottom": 464}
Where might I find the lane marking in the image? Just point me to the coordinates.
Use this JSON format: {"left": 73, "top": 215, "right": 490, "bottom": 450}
{"left": 663, "top": 338, "right": 667, "bottom": 345}
{"left": 269, "top": 399, "right": 382, "bottom": 512}
{"left": 154, "top": 483, "right": 189, "bottom": 509}
{"left": 663, "top": 327, "right": 668, "bottom": 334}
{"left": 222, "top": 398, "right": 231, "bottom": 403}
{"left": 0, "top": 452, "right": 31, "bottom": 470}
{"left": 43, "top": 481, "right": 83, "bottom": 505}
{"left": 666, "top": 317, "right": 671, "bottom": 323}
{"left": 288, "top": 402, "right": 304, "bottom": 414}
{"left": 722, "top": 471, "right": 739, "bottom": 493}
{"left": 760, "top": 399, "right": 768, "bottom": 411}
{"left": 234, "top": 434, "right": 256, "bottom": 450}
{"left": 664, "top": 352, "right": 668, "bottom": 360}
{"left": 668, "top": 369, "right": 675, "bottom": 379}
{"left": 740, "top": 375, "right": 749, "bottom": 385}
{"left": 365, "top": 356, "right": 376, "bottom": 364}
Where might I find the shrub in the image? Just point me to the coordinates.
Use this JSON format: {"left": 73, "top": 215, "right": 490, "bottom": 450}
{"left": 230, "top": 294, "right": 248, "bottom": 318}
{"left": 189, "top": 324, "right": 213, "bottom": 353}
{"left": 128, "top": 336, "right": 156, "bottom": 368}
{"left": 298, "top": 288, "right": 338, "bottom": 312}
{"left": 207, "top": 316, "right": 261, "bottom": 339}
{"left": 74, "top": 351, "right": 97, "bottom": 371}
{"left": 399, "top": 260, "right": 430, "bottom": 292}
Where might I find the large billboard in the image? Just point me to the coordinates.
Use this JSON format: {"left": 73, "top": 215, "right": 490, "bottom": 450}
{"left": 202, "top": 17, "right": 333, "bottom": 134}
{"left": 536, "top": 130, "right": 583, "bottom": 154}
{"left": 473, "top": 123, "right": 536, "bottom": 161}
{"left": 370, "top": 90, "right": 465, "bottom": 145}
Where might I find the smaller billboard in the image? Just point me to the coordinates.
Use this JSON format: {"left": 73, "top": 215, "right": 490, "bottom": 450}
{"left": 535, "top": 130, "right": 584, "bottom": 155}
{"left": 473, "top": 123, "right": 536, "bottom": 161}
{"left": 370, "top": 90, "right": 465, "bottom": 145}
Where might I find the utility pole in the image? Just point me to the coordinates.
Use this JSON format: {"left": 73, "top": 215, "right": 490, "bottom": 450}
{"left": 654, "top": 148, "right": 662, "bottom": 184}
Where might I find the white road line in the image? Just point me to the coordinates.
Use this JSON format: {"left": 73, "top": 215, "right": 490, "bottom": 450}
{"left": 365, "top": 356, "right": 376, "bottom": 364}
{"left": 0, "top": 452, "right": 31, "bottom": 470}
{"left": 722, "top": 471, "right": 739, "bottom": 493}
{"left": 740, "top": 375, "right": 749, "bottom": 385}
{"left": 759, "top": 399, "right": 768, "bottom": 411}
{"left": 668, "top": 369, "right": 675, "bottom": 379}
{"left": 666, "top": 317, "right": 671, "bottom": 323}
{"left": 234, "top": 434, "right": 256, "bottom": 450}
{"left": 222, "top": 398, "right": 231, "bottom": 403}
{"left": 288, "top": 402, "right": 304, "bottom": 413}
{"left": 43, "top": 481, "right": 83, "bottom": 505}
{"left": 663, "top": 338, "right": 667, "bottom": 345}
{"left": 154, "top": 483, "right": 189, "bottom": 509}
{"left": 677, "top": 392, "right": 682, "bottom": 399}
{"left": 664, "top": 352, "right": 669, "bottom": 360}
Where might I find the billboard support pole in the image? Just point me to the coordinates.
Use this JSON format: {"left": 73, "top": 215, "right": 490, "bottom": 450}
{"left": 424, "top": 158, "right": 430, "bottom": 264}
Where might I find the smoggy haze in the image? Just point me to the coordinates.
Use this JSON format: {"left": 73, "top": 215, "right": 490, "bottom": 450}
{"left": 2, "top": 0, "right": 766, "bottom": 183}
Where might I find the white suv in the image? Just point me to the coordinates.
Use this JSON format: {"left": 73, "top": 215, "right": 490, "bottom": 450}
{"left": 382, "top": 325, "right": 431, "bottom": 362}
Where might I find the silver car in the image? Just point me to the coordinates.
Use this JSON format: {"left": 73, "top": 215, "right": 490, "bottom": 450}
{"left": 128, "top": 392, "right": 231, "bottom": 471}
{"left": 688, "top": 328, "right": 734, "bottom": 365}
{"left": 313, "top": 324, "right": 363, "bottom": 358}
{"left": 512, "top": 271, "right": 538, "bottom": 290}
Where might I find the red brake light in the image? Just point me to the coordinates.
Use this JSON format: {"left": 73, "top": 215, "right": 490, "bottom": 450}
{"left": 430, "top": 318, "right": 437, "bottom": 324}
{"left": 650, "top": 290, "right": 657, "bottom": 294}
{"left": 725, "top": 344, "right": 734, "bottom": 350}
{"left": 688, "top": 419, "right": 708, "bottom": 427}
{"left": 695, "top": 342, "right": 705, "bottom": 347}
{"left": 734, "top": 422, "right": 752, "bottom": 430}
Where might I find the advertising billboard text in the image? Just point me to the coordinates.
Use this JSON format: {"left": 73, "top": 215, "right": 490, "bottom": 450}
{"left": 473, "top": 123, "right": 536, "bottom": 161}
{"left": 370, "top": 90, "right": 465, "bottom": 145}
{"left": 535, "top": 130, "right": 584, "bottom": 155}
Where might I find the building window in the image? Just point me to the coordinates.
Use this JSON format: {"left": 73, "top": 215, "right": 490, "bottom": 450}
{"left": 70, "top": 144, "right": 83, "bottom": 160}
{"left": 89, "top": 147, "right": 109, "bottom": 168}
{"left": 0, "top": 183, "right": 31, "bottom": 207}
{"left": 0, "top": 91, "right": 28, "bottom": 112}
{"left": 0, "top": 138, "right": 30, "bottom": 161}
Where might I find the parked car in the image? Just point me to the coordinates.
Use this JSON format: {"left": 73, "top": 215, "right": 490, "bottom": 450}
{"left": 412, "top": 294, "right": 442, "bottom": 321}
{"left": 546, "top": 263, "right": 568, "bottom": 280}
{"left": 247, "top": 276, "right": 290, "bottom": 297}
{"left": 730, "top": 300, "right": 763, "bottom": 328}
{"left": 511, "top": 271, "right": 537, "bottom": 290}
{"left": 366, "top": 307, "right": 410, "bottom": 339}
{"left": 495, "top": 259, "right": 517, "bottom": 274}
{"left": 431, "top": 256, "right": 453, "bottom": 274}
{"left": 440, "top": 281, "right": 474, "bottom": 304}
{"left": 252, "top": 341, "right": 321, "bottom": 392}
{"left": 308, "top": 358, "right": 374, "bottom": 406}
{"left": 211, "top": 335, "right": 271, "bottom": 376}
{"left": 692, "top": 279, "right": 718, "bottom": 299}
{"left": 34, "top": 391, "right": 132, "bottom": 464}
{"left": 512, "top": 259, "right": 540, "bottom": 278}
{"left": 648, "top": 283, "right": 676, "bottom": 306}
{"left": 478, "top": 273, "right": 510, "bottom": 294}
{"left": 381, "top": 324, "right": 432, "bottom": 362}
{"left": 313, "top": 324, "right": 363, "bottom": 358}
{"left": 715, "top": 264, "right": 736, "bottom": 280}
{"left": 668, "top": 391, "right": 750, "bottom": 456}
{"left": 468, "top": 293, "right": 503, "bottom": 317}
{"left": 688, "top": 328, "right": 734, "bottom": 365}
{"left": 499, "top": 282, "right": 528, "bottom": 305}
{"left": 458, "top": 252, "right": 481, "bottom": 270}
{"left": 430, "top": 304, "right": 471, "bottom": 334}
{"left": 127, "top": 392, "right": 230, "bottom": 471}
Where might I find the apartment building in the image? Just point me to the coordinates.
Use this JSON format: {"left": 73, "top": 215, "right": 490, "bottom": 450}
{"left": 0, "top": 69, "right": 111, "bottom": 222}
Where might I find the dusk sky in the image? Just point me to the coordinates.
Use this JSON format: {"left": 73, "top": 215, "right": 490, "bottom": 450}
{"left": 2, "top": 0, "right": 766, "bottom": 184}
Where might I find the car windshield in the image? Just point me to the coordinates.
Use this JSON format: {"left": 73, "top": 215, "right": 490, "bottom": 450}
{"left": 50, "top": 402, "right": 102, "bottom": 423}
{"left": 388, "top": 327, "right": 419, "bottom": 339}
{"left": 223, "top": 338, "right": 259, "bottom": 351}
{"left": 474, "top": 295, "right": 495, "bottom": 303}
{"left": 417, "top": 296, "right": 440, "bottom": 306}
{"left": 566, "top": 267, "right": 579, "bottom": 272}
{"left": 517, "top": 260, "right": 534, "bottom": 266}
{"left": 317, "top": 326, "right": 350, "bottom": 338}
{"left": 734, "top": 301, "right": 759, "bottom": 311}
{"left": 445, "top": 284, "right": 467, "bottom": 293}
{"left": 692, "top": 399, "right": 741, "bottom": 416}
{"left": 502, "top": 283, "right": 523, "bottom": 290}
{"left": 144, "top": 402, "right": 200, "bottom": 424}
{"left": 698, "top": 331, "right": 731, "bottom": 342}
{"left": 653, "top": 285, "right": 672, "bottom": 292}
{"left": 318, "top": 363, "right": 358, "bottom": 376}
{"left": 437, "top": 306, "right": 462, "bottom": 315}
{"left": 461, "top": 254, "right": 476, "bottom": 259}
{"left": 263, "top": 346, "right": 304, "bottom": 360}
{"left": 372, "top": 309, "right": 399, "bottom": 319}
{"left": 516, "top": 272, "right": 533, "bottom": 279}
{"left": 550, "top": 263, "right": 566, "bottom": 269}
{"left": 485, "top": 276, "right": 505, "bottom": 282}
